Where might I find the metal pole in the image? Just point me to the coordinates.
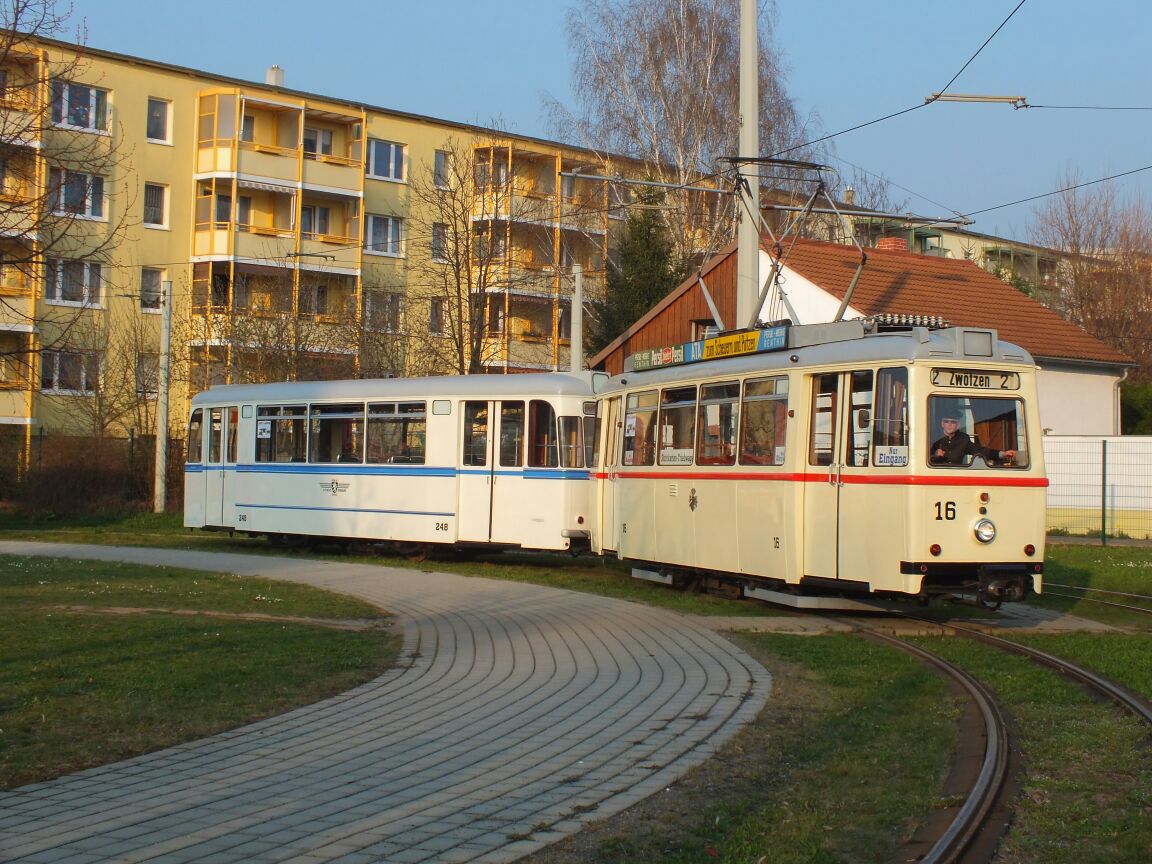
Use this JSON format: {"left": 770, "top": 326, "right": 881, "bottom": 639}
{"left": 153, "top": 280, "right": 173, "bottom": 513}
{"left": 735, "top": 0, "right": 760, "bottom": 328}
{"left": 570, "top": 264, "right": 584, "bottom": 372}
{"left": 1100, "top": 438, "right": 1108, "bottom": 546}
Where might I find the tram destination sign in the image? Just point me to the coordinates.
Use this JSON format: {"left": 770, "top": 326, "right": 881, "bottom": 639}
{"left": 630, "top": 326, "right": 788, "bottom": 372}
{"left": 931, "top": 368, "right": 1020, "bottom": 390}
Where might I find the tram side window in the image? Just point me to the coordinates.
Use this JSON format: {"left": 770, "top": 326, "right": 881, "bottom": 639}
{"left": 846, "top": 370, "right": 875, "bottom": 468}
{"left": 740, "top": 376, "right": 788, "bottom": 465}
{"left": 582, "top": 402, "right": 600, "bottom": 469}
{"left": 499, "top": 401, "right": 525, "bottom": 466}
{"left": 623, "top": 390, "right": 658, "bottom": 466}
{"left": 872, "top": 368, "right": 909, "bottom": 467}
{"left": 208, "top": 408, "right": 223, "bottom": 464}
{"left": 808, "top": 373, "right": 838, "bottom": 466}
{"left": 697, "top": 381, "right": 739, "bottom": 466}
{"left": 226, "top": 407, "right": 239, "bottom": 463}
{"left": 928, "top": 396, "right": 1028, "bottom": 469}
{"left": 529, "top": 400, "right": 559, "bottom": 467}
{"left": 309, "top": 403, "right": 365, "bottom": 464}
{"left": 559, "top": 416, "right": 583, "bottom": 468}
{"left": 255, "top": 405, "right": 307, "bottom": 463}
{"left": 367, "top": 402, "right": 426, "bottom": 464}
{"left": 463, "top": 402, "right": 488, "bottom": 466}
{"left": 186, "top": 409, "right": 204, "bottom": 463}
{"left": 658, "top": 385, "right": 697, "bottom": 466}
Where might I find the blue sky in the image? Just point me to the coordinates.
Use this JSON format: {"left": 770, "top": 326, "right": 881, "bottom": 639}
{"left": 75, "top": 1, "right": 1152, "bottom": 242}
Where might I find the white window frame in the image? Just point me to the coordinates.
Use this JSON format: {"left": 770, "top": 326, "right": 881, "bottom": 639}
{"left": 146, "top": 98, "right": 170, "bottom": 143}
{"left": 365, "top": 291, "right": 402, "bottom": 333}
{"left": 303, "top": 127, "right": 334, "bottom": 157}
{"left": 434, "top": 149, "right": 451, "bottom": 188}
{"left": 365, "top": 214, "right": 403, "bottom": 257}
{"left": 431, "top": 222, "right": 449, "bottom": 262}
{"left": 45, "top": 258, "right": 103, "bottom": 307}
{"left": 301, "top": 204, "right": 331, "bottom": 238}
{"left": 143, "top": 182, "right": 168, "bottom": 228}
{"left": 136, "top": 352, "right": 159, "bottom": 399}
{"left": 366, "top": 139, "right": 405, "bottom": 181}
{"left": 51, "top": 80, "right": 109, "bottom": 132}
{"left": 140, "top": 267, "right": 163, "bottom": 312}
{"left": 41, "top": 349, "right": 98, "bottom": 395}
{"left": 429, "top": 297, "right": 445, "bottom": 335}
{"left": 48, "top": 168, "right": 106, "bottom": 219}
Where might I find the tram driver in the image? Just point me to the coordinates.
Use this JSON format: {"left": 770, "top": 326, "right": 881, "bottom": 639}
{"left": 930, "top": 407, "right": 1016, "bottom": 466}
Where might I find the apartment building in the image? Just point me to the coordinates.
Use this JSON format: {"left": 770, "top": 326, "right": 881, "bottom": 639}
{"left": 0, "top": 35, "right": 652, "bottom": 476}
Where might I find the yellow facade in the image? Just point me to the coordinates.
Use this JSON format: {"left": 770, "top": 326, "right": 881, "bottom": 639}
{"left": 0, "top": 36, "right": 641, "bottom": 467}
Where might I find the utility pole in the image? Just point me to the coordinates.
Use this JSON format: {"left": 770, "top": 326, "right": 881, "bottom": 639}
{"left": 570, "top": 264, "right": 584, "bottom": 372}
{"left": 736, "top": 0, "right": 760, "bottom": 328}
{"left": 153, "top": 280, "right": 173, "bottom": 513}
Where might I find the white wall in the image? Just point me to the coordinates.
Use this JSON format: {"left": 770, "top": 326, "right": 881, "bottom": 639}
{"left": 760, "top": 256, "right": 861, "bottom": 325}
{"left": 1035, "top": 364, "right": 1122, "bottom": 436}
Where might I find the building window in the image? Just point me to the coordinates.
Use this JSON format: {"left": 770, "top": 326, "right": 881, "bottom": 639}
{"left": 51, "top": 80, "right": 108, "bottom": 131}
{"left": 431, "top": 222, "right": 449, "bottom": 262}
{"left": 45, "top": 259, "right": 102, "bottom": 306}
{"left": 298, "top": 281, "right": 329, "bottom": 316}
{"left": 140, "top": 267, "right": 163, "bottom": 311}
{"left": 365, "top": 214, "right": 403, "bottom": 256}
{"left": 136, "top": 352, "right": 159, "bottom": 398}
{"left": 301, "top": 204, "right": 330, "bottom": 238}
{"left": 303, "top": 127, "right": 333, "bottom": 157}
{"left": 365, "top": 290, "right": 401, "bottom": 332}
{"left": 48, "top": 168, "right": 105, "bottom": 218}
{"left": 366, "top": 139, "right": 404, "bottom": 181}
{"left": 434, "top": 149, "right": 451, "bottom": 188}
{"left": 429, "top": 297, "right": 445, "bottom": 335}
{"left": 41, "top": 350, "right": 98, "bottom": 394}
{"left": 143, "top": 183, "right": 167, "bottom": 227}
{"left": 146, "top": 98, "right": 169, "bottom": 142}
{"left": 240, "top": 114, "right": 255, "bottom": 143}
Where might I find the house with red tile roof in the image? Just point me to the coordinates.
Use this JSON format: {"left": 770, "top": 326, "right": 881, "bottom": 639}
{"left": 589, "top": 237, "right": 1133, "bottom": 435}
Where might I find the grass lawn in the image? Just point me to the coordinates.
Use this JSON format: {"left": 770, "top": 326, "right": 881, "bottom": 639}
{"left": 0, "top": 555, "right": 400, "bottom": 789}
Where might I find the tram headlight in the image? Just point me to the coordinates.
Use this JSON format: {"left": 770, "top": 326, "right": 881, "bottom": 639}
{"left": 974, "top": 519, "right": 997, "bottom": 544}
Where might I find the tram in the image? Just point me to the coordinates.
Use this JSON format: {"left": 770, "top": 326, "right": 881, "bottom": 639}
{"left": 183, "top": 372, "right": 602, "bottom": 552}
{"left": 591, "top": 318, "right": 1046, "bottom": 605}
{"left": 182, "top": 317, "right": 1046, "bottom": 606}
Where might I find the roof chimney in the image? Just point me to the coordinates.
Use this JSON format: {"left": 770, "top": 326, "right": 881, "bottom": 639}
{"left": 844, "top": 185, "right": 856, "bottom": 207}
{"left": 266, "top": 65, "right": 284, "bottom": 87}
{"left": 876, "top": 236, "right": 909, "bottom": 252}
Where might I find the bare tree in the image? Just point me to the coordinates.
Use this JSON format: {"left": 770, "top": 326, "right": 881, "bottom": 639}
{"left": 0, "top": 2, "right": 136, "bottom": 387}
{"left": 549, "top": 0, "right": 819, "bottom": 262}
{"left": 403, "top": 137, "right": 558, "bottom": 375}
{"left": 1032, "top": 172, "right": 1152, "bottom": 375}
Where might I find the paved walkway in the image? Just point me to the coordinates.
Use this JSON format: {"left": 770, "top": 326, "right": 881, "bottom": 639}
{"left": 0, "top": 543, "right": 771, "bottom": 864}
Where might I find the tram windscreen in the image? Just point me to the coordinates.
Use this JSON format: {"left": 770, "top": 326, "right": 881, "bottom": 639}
{"left": 927, "top": 396, "right": 1028, "bottom": 468}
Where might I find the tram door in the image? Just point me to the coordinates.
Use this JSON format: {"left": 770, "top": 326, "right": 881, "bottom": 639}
{"left": 203, "top": 405, "right": 238, "bottom": 527}
{"left": 802, "top": 371, "right": 874, "bottom": 581}
{"left": 458, "top": 399, "right": 532, "bottom": 544}
{"left": 458, "top": 401, "right": 495, "bottom": 542}
{"left": 596, "top": 396, "right": 622, "bottom": 553}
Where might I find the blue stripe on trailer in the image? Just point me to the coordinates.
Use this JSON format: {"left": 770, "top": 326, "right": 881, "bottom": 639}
{"left": 236, "top": 503, "right": 455, "bottom": 517}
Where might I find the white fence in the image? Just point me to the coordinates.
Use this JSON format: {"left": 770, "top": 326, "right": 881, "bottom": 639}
{"left": 1043, "top": 436, "right": 1152, "bottom": 540}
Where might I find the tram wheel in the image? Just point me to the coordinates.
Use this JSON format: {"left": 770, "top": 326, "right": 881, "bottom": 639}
{"left": 396, "top": 542, "right": 431, "bottom": 562}
{"left": 977, "top": 592, "right": 1003, "bottom": 612}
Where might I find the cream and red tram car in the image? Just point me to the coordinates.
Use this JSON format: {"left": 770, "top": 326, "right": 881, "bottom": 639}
{"left": 184, "top": 373, "right": 602, "bottom": 552}
{"left": 592, "top": 319, "right": 1046, "bottom": 604}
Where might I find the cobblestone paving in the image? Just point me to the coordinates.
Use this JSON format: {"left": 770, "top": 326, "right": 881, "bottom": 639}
{"left": 0, "top": 543, "right": 770, "bottom": 864}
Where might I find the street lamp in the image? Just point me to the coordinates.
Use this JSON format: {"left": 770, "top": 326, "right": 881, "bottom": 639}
{"left": 153, "top": 279, "right": 173, "bottom": 513}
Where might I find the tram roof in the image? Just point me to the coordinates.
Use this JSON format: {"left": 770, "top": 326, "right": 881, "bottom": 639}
{"left": 606, "top": 323, "right": 1035, "bottom": 388}
{"left": 189, "top": 371, "right": 605, "bottom": 406}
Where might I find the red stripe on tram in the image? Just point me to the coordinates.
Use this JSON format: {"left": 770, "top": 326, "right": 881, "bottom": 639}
{"left": 592, "top": 470, "right": 1048, "bottom": 488}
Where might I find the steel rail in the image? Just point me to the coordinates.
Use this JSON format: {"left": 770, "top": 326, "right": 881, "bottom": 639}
{"left": 1044, "top": 582, "right": 1152, "bottom": 602}
{"left": 940, "top": 622, "right": 1152, "bottom": 726}
{"left": 1041, "top": 589, "right": 1152, "bottom": 616}
{"left": 854, "top": 627, "right": 1011, "bottom": 864}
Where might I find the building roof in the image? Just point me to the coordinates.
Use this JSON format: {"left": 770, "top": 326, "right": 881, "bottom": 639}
{"left": 785, "top": 238, "right": 1131, "bottom": 366}
{"left": 589, "top": 237, "right": 1132, "bottom": 370}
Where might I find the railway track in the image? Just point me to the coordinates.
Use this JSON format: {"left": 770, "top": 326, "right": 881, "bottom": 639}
{"left": 1042, "top": 582, "right": 1152, "bottom": 617}
{"left": 846, "top": 614, "right": 1152, "bottom": 863}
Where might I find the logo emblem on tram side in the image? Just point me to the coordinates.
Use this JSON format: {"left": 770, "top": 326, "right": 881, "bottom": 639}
{"left": 320, "top": 480, "right": 350, "bottom": 496}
